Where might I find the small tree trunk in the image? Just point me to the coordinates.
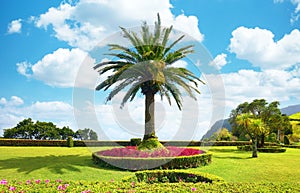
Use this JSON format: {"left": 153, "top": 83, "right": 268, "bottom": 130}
{"left": 143, "top": 92, "right": 156, "bottom": 140}
{"left": 252, "top": 137, "right": 258, "bottom": 158}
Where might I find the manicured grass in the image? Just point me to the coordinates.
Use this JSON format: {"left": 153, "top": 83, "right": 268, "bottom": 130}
{"left": 194, "top": 146, "right": 300, "bottom": 183}
{"left": 0, "top": 146, "right": 299, "bottom": 184}
{"left": 0, "top": 147, "right": 131, "bottom": 182}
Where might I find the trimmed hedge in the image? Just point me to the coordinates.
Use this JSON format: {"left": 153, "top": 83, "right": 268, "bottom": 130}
{"left": 281, "top": 145, "right": 300, "bottom": 149}
{"left": 1, "top": 179, "right": 300, "bottom": 193}
{"left": 123, "top": 170, "right": 224, "bottom": 183}
{"left": 0, "top": 138, "right": 278, "bottom": 147}
{"left": 92, "top": 151, "right": 212, "bottom": 171}
{"left": 0, "top": 139, "right": 128, "bottom": 147}
{"left": 237, "top": 145, "right": 286, "bottom": 153}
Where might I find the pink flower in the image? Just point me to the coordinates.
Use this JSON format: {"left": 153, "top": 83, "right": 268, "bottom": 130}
{"left": 45, "top": 179, "right": 50, "bottom": 184}
{"left": 81, "top": 190, "right": 91, "bottom": 193}
{"left": 0, "top": 179, "right": 7, "bottom": 185}
{"left": 9, "top": 186, "right": 16, "bottom": 191}
{"left": 56, "top": 179, "right": 62, "bottom": 183}
{"left": 191, "top": 187, "right": 197, "bottom": 191}
{"left": 57, "top": 184, "right": 63, "bottom": 190}
{"left": 131, "top": 182, "right": 135, "bottom": 187}
{"left": 35, "top": 179, "right": 41, "bottom": 184}
{"left": 26, "top": 180, "right": 31, "bottom": 185}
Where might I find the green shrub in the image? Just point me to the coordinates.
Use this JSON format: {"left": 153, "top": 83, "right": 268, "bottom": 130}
{"left": 137, "top": 138, "right": 164, "bottom": 150}
{"left": 284, "top": 135, "right": 290, "bottom": 145}
{"left": 1, "top": 179, "right": 300, "bottom": 193}
{"left": 123, "top": 170, "right": 224, "bottom": 183}
{"left": 92, "top": 151, "right": 212, "bottom": 170}
{"left": 237, "top": 145, "right": 286, "bottom": 153}
{"left": 66, "top": 136, "right": 74, "bottom": 148}
{"left": 281, "top": 145, "right": 300, "bottom": 148}
{"left": 130, "top": 138, "right": 142, "bottom": 146}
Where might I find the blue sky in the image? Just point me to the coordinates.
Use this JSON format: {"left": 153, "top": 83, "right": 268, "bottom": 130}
{"left": 1, "top": 0, "right": 300, "bottom": 140}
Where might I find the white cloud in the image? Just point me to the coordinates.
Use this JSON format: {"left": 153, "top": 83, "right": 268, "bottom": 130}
{"left": 17, "top": 48, "right": 97, "bottom": 88}
{"left": 217, "top": 69, "right": 300, "bottom": 114}
{"left": 0, "top": 97, "right": 75, "bottom": 136}
{"left": 34, "top": 0, "right": 204, "bottom": 51}
{"left": 210, "top": 53, "right": 227, "bottom": 70}
{"left": 274, "top": 0, "right": 300, "bottom": 23}
{"left": 229, "top": 27, "right": 300, "bottom": 70}
{"left": 7, "top": 19, "right": 22, "bottom": 34}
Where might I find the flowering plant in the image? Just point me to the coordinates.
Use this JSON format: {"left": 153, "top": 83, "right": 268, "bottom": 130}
{"left": 97, "top": 146, "right": 204, "bottom": 158}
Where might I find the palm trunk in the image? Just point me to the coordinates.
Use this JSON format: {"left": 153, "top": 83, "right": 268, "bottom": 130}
{"left": 143, "top": 92, "right": 156, "bottom": 140}
{"left": 252, "top": 137, "right": 258, "bottom": 158}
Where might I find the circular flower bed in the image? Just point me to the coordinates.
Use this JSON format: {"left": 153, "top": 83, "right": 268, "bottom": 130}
{"left": 92, "top": 146, "right": 212, "bottom": 170}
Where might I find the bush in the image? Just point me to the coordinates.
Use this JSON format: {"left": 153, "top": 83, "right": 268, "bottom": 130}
{"left": 237, "top": 145, "right": 286, "bottom": 153}
{"left": 130, "top": 138, "right": 142, "bottom": 146}
{"left": 284, "top": 135, "right": 290, "bottom": 145}
{"left": 66, "top": 136, "right": 74, "bottom": 148}
{"left": 92, "top": 151, "right": 212, "bottom": 170}
{"left": 281, "top": 145, "right": 300, "bottom": 149}
{"left": 123, "top": 170, "right": 224, "bottom": 183}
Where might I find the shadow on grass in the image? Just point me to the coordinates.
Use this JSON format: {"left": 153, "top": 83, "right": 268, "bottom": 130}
{"left": 208, "top": 148, "right": 239, "bottom": 153}
{"left": 0, "top": 154, "right": 121, "bottom": 174}
{"left": 213, "top": 155, "right": 253, "bottom": 160}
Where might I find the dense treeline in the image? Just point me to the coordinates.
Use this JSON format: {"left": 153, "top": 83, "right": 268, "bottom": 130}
{"left": 3, "top": 118, "right": 98, "bottom": 140}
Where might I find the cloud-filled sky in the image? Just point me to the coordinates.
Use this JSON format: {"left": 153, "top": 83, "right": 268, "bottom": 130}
{"left": 1, "top": 0, "right": 300, "bottom": 140}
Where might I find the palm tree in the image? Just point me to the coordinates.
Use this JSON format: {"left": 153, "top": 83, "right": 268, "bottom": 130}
{"left": 94, "top": 14, "right": 204, "bottom": 149}
{"left": 236, "top": 113, "right": 265, "bottom": 157}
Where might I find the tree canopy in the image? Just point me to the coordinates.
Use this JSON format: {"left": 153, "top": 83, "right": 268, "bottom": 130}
{"left": 3, "top": 118, "right": 98, "bottom": 140}
{"left": 94, "top": 13, "right": 203, "bottom": 149}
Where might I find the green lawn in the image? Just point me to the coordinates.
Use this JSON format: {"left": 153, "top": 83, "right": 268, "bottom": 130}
{"left": 0, "top": 146, "right": 299, "bottom": 183}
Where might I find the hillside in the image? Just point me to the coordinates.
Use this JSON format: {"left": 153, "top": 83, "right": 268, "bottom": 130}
{"left": 201, "top": 119, "right": 231, "bottom": 140}
{"left": 281, "top": 104, "right": 300, "bottom": 116}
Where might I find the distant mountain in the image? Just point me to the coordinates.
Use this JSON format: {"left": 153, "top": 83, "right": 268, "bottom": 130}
{"left": 280, "top": 104, "right": 300, "bottom": 116}
{"left": 201, "top": 104, "right": 300, "bottom": 140}
{"left": 201, "top": 118, "right": 232, "bottom": 140}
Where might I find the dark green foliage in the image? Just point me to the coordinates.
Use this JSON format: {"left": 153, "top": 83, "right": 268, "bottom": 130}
{"left": 75, "top": 128, "right": 98, "bottom": 140}
{"left": 130, "top": 138, "right": 142, "bottom": 146}
{"left": 123, "top": 170, "right": 224, "bottom": 183}
{"left": 92, "top": 151, "right": 212, "bottom": 170}
{"left": 229, "top": 99, "right": 292, "bottom": 147}
{"left": 66, "top": 136, "right": 74, "bottom": 148}
{"left": 3, "top": 118, "right": 98, "bottom": 141}
{"left": 237, "top": 145, "right": 286, "bottom": 153}
{"left": 284, "top": 135, "right": 290, "bottom": 145}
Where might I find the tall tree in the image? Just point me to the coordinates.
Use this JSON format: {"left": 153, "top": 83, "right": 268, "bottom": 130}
{"left": 229, "top": 99, "right": 290, "bottom": 146}
{"left": 94, "top": 14, "right": 203, "bottom": 149}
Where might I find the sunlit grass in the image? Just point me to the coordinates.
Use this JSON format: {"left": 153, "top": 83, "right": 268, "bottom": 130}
{"left": 0, "top": 146, "right": 299, "bottom": 183}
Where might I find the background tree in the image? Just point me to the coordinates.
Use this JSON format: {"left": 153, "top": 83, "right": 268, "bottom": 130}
{"left": 94, "top": 14, "right": 203, "bottom": 150}
{"left": 4, "top": 118, "right": 34, "bottom": 139}
{"left": 229, "top": 99, "right": 291, "bottom": 147}
{"left": 60, "top": 126, "right": 75, "bottom": 140}
{"left": 3, "top": 118, "right": 93, "bottom": 141}
{"left": 75, "top": 128, "right": 98, "bottom": 140}
{"left": 236, "top": 114, "right": 266, "bottom": 157}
